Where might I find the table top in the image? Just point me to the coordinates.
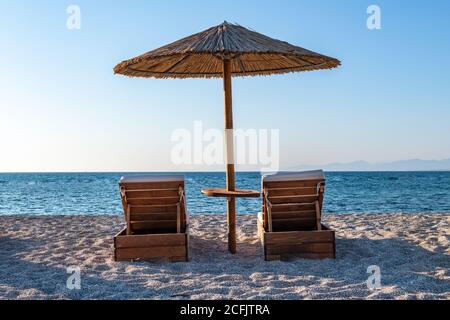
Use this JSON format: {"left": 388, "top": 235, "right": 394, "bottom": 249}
{"left": 201, "top": 188, "right": 260, "bottom": 198}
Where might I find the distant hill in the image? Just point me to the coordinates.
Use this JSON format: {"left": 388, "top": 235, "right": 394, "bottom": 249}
{"left": 290, "top": 159, "right": 450, "bottom": 172}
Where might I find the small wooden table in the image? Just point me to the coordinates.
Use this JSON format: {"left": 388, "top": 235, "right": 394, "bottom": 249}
{"left": 201, "top": 188, "right": 260, "bottom": 198}
{"left": 202, "top": 187, "right": 260, "bottom": 253}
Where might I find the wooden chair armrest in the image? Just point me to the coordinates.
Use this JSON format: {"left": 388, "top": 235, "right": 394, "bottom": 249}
{"left": 264, "top": 191, "right": 273, "bottom": 232}
{"left": 177, "top": 185, "right": 187, "bottom": 233}
{"left": 264, "top": 191, "right": 273, "bottom": 208}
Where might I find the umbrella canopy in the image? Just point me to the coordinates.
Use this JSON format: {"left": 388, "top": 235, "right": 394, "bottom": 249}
{"left": 114, "top": 21, "right": 340, "bottom": 254}
{"left": 114, "top": 21, "right": 340, "bottom": 79}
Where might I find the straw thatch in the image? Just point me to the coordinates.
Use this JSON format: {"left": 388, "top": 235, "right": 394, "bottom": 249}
{"left": 114, "top": 21, "right": 340, "bottom": 79}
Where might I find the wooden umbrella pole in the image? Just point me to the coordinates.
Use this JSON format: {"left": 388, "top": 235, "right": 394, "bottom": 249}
{"left": 223, "top": 59, "right": 237, "bottom": 254}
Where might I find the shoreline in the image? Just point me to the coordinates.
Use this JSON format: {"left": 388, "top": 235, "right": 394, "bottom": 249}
{"left": 1, "top": 211, "right": 450, "bottom": 217}
{"left": 0, "top": 213, "right": 448, "bottom": 300}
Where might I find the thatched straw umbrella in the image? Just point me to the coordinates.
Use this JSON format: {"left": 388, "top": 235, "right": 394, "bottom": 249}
{"left": 114, "top": 21, "right": 340, "bottom": 254}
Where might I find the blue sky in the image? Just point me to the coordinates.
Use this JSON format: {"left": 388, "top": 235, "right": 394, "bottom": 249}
{"left": 0, "top": 0, "right": 449, "bottom": 172}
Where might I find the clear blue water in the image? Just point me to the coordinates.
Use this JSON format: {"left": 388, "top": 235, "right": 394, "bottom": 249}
{"left": 0, "top": 172, "right": 449, "bottom": 215}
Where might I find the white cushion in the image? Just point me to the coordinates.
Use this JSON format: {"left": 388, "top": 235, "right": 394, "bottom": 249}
{"left": 120, "top": 174, "right": 184, "bottom": 184}
{"left": 262, "top": 170, "right": 325, "bottom": 182}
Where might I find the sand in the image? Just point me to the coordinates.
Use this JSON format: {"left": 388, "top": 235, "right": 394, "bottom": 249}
{"left": 0, "top": 213, "right": 448, "bottom": 300}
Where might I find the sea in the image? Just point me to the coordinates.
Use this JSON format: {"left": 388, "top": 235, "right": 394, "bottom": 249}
{"left": 0, "top": 172, "right": 449, "bottom": 216}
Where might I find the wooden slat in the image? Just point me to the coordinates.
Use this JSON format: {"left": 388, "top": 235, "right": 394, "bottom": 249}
{"left": 268, "top": 195, "right": 319, "bottom": 204}
{"left": 115, "top": 234, "right": 186, "bottom": 248}
{"left": 265, "top": 230, "right": 334, "bottom": 245}
{"left": 125, "top": 189, "right": 179, "bottom": 198}
{"left": 263, "top": 180, "right": 323, "bottom": 189}
{"left": 130, "top": 205, "right": 177, "bottom": 214}
{"left": 130, "top": 220, "right": 177, "bottom": 231}
{"left": 126, "top": 197, "right": 179, "bottom": 206}
{"left": 130, "top": 212, "right": 178, "bottom": 221}
{"left": 267, "top": 187, "right": 318, "bottom": 197}
{"left": 271, "top": 210, "right": 316, "bottom": 220}
{"left": 266, "top": 243, "right": 334, "bottom": 255}
{"left": 272, "top": 218, "right": 316, "bottom": 231}
{"left": 115, "top": 246, "right": 186, "bottom": 260}
{"left": 271, "top": 203, "right": 316, "bottom": 212}
{"left": 120, "top": 181, "right": 184, "bottom": 190}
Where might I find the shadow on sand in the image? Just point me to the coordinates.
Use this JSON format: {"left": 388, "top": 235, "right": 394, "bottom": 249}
{"left": 0, "top": 233, "right": 448, "bottom": 299}
{"left": 0, "top": 237, "right": 154, "bottom": 299}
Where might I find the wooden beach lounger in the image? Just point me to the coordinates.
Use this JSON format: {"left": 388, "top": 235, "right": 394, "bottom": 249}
{"left": 114, "top": 175, "right": 189, "bottom": 262}
{"left": 257, "top": 170, "right": 336, "bottom": 261}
